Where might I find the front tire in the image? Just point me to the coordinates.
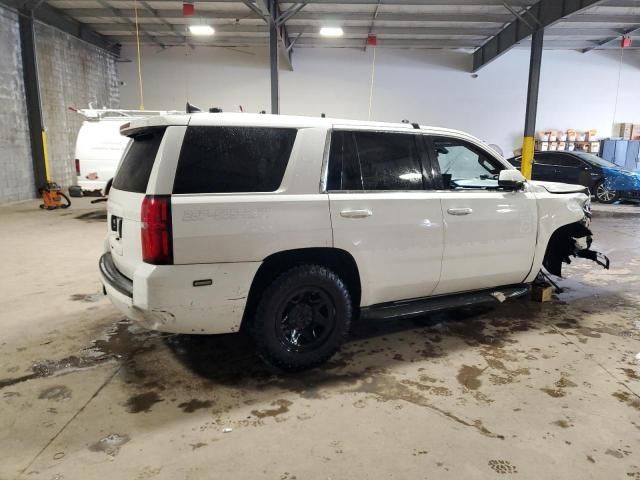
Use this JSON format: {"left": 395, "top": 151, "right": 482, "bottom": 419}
{"left": 595, "top": 181, "right": 618, "bottom": 204}
{"left": 250, "top": 264, "right": 352, "bottom": 372}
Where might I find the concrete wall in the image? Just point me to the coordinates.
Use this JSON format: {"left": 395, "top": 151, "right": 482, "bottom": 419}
{"left": 0, "top": 5, "right": 34, "bottom": 203}
{"left": 35, "top": 23, "right": 120, "bottom": 190}
{"left": 119, "top": 45, "right": 640, "bottom": 156}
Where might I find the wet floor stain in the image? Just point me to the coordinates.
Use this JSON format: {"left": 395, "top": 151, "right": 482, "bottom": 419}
{"left": 488, "top": 459, "right": 518, "bottom": 474}
{"left": 190, "top": 442, "right": 207, "bottom": 450}
{"left": 178, "top": 399, "right": 213, "bottom": 413}
{"left": 125, "top": 391, "right": 163, "bottom": 413}
{"left": 75, "top": 210, "right": 107, "bottom": 222}
{"left": 456, "top": 365, "right": 485, "bottom": 390}
{"left": 69, "top": 293, "right": 103, "bottom": 303}
{"left": 38, "top": 385, "right": 72, "bottom": 401}
{"left": 612, "top": 390, "right": 640, "bottom": 411}
{"left": 88, "top": 433, "right": 130, "bottom": 456}
{"left": 552, "top": 419, "right": 572, "bottom": 428}
{"left": 0, "top": 320, "right": 156, "bottom": 391}
{"left": 251, "top": 399, "right": 293, "bottom": 419}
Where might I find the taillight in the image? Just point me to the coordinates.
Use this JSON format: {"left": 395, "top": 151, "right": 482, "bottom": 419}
{"left": 141, "top": 195, "right": 173, "bottom": 265}
{"left": 75, "top": 159, "right": 80, "bottom": 175}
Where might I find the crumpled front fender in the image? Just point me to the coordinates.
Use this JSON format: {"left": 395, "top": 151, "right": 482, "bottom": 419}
{"left": 542, "top": 222, "right": 610, "bottom": 277}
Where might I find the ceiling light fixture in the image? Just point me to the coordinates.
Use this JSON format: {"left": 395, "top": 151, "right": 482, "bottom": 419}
{"left": 319, "top": 27, "right": 343, "bottom": 37}
{"left": 189, "top": 25, "right": 215, "bottom": 36}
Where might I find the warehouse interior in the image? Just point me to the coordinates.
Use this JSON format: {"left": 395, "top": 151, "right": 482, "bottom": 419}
{"left": 1, "top": 0, "right": 640, "bottom": 478}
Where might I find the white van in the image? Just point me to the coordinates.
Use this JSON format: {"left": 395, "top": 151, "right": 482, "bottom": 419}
{"left": 71, "top": 109, "right": 180, "bottom": 196}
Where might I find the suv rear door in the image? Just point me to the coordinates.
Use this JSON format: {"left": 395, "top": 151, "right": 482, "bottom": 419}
{"left": 425, "top": 135, "right": 537, "bottom": 294}
{"left": 327, "top": 128, "right": 444, "bottom": 306}
{"left": 107, "top": 126, "right": 172, "bottom": 279}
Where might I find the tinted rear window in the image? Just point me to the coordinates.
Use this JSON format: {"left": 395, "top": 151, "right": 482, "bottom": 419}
{"left": 173, "top": 126, "right": 297, "bottom": 194}
{"left": 112, "top": 128, "right": 165, "bottom": 193}
{"left": 327, "top": 130, "right": 424, "bottom": 191}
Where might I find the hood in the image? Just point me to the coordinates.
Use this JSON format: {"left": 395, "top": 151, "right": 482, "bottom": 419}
{"left": 529, "top": 180, "right": 588, "bottom": 194}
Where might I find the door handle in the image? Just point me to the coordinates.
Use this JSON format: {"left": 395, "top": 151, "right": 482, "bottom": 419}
{"left": 447, "top": 207, "right": 473, "bottom": 216}
{"left": 340, "top": 209, "right": 372, "bottom": 219}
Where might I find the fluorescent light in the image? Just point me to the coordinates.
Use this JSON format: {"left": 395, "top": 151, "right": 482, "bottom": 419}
{"left": 189, "top": 25, "right": 215, "bottom": 36}
{"left": 320, "top": 27, "right": 343, "bottom": 37}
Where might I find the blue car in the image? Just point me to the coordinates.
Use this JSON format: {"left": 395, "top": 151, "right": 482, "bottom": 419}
{"left": 508, "top": 150, "right": 640, "bottom": 204}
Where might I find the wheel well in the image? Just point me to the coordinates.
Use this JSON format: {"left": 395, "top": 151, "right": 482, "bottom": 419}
{"left": 241, "top": 248, "right": 361, "bottom": 330}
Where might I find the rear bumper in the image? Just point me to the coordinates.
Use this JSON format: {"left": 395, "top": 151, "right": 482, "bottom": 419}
{"left": 99, "top": 253, "right": 132, "bottom": 298}
{"left": 99, "top": 253, "right": 260, "bottom": 335}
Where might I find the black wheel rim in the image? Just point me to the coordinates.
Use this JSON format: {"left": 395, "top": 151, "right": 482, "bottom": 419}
{"left": 275, "top": 286, "right": 337, "bottom": 353}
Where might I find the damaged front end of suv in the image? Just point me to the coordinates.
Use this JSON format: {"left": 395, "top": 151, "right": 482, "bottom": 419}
{"left": 542, "top": 221, "right": 610, "bottom": 277}
{"left": 534, "top": 182, "right": 610, "bottom": 277}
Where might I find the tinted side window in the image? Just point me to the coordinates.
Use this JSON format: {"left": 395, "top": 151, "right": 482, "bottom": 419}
{"left": 354, "top": 132, "right": 423, "bottom": 190}
{"left": 534, "top": 154, "right": 559, "bottom": 166}
{"left": 554, "top": 154, "right": 584, "bottom": 168}
{"left": 112, "top": 128, "right": 166, "bottom": 193}
{"left": 431, "top": 137, "right": 504, "bottom": 189}
{"left": 174, "top": 126, "right": 297, "bottom": 194}
{"left": 327, "top": 131, "right": 362, "bottom": 190}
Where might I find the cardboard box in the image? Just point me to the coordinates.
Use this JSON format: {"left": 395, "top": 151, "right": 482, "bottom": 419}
{"left": 566, "top": 129, "right": 577, "bottom": 142}
{"left": 589, "top": 142, "right": 600, "bottom": 153}
{"left": 585, "top": 129, "right": 598, "bottom": 141}
{"left": 618, "top": 123, "right": 632, "bottom": 140}
{"left": 549, "top": 142, "right": 558, "bottom": 151}
{"left": 539, "top": 141, "right": 549, "bottom": 151}
{"left": 558, "top": 142, "right": 566, "bottom": 151}
{"left": 567, "top": 142, "right": 575, "bottom": 151}
{"left": 632, "top": 124, "right": 640, "bottom": 140}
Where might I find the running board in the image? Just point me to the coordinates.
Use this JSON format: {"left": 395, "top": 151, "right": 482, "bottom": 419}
{"left": 360, "top": 284, "right": 529, "bottom": 321}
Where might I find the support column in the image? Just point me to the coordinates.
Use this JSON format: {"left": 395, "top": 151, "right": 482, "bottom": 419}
{"left": 19, "top": 9, "right": 48, "bottom": 191}
{"left": 269, "top": 0, "right": 279, "bottom": 114}
{"left": 521, "top": 27, "right": 544, "bottom": 180}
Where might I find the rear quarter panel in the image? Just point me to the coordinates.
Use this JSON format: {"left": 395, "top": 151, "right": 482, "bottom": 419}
{"left": 167, "top": 127, "right": 333, "bottom": 264}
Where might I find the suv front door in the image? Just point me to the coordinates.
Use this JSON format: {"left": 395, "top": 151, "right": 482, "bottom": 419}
{"left": 426, "top": 135, "right": 538, "bottom": 295}
{"left": 326, "top": 129, "right": 444, "bottom": 306}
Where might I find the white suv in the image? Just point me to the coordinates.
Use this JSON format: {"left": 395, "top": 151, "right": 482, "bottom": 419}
{"left": 100, "top": 113, "right": 607, "bottom": 371}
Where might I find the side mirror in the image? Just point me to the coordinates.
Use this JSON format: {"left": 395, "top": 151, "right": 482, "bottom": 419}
{"left": 498, "top": 169, "right": 526, "bottom": 191}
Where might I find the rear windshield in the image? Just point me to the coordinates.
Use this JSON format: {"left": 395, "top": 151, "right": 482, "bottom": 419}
{"left": 112, "top": 128, "right": 166, "bottom": 193}
{"left": 173, "top": 126, "right": 297, "bottom": 194}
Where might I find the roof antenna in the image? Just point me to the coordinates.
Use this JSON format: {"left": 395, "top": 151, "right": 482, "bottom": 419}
{"left": 209, "top": 107, "right": 223, "bottom": 113}
{"left": 321, "top": 113, "right": 326, "bottom": 118}
{"left": 186, "top": 102, "right": 201, "bottom": 113}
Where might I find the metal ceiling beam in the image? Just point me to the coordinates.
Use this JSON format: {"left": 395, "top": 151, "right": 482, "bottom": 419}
{"left": 139, "top": 0, "right": 192, "bottom": 47}
{"left": 60, "top": 9, "right": 515, "bottom": 23}
{"left": 582, "top": 24, "right": 640, "bottom": 51}
{"left": 91, "top": 24, "right": 502, "bottom": 37}
{"left": 472, "top": 0, "right": 607, "bottom": 72}
{"left": 110, "top": 36, "right": 484, "bottom": 47}
{"left": 93, "top": 0, "right": 167, "bottom": 49}
{"left": 565, "top": 14, "right": 640, "bottom": 23}
{"left": 0, "top": 0, "right": 119, "bottom": 55}
{"left": 80, "top": 0, "right": 537, "bottom": 4}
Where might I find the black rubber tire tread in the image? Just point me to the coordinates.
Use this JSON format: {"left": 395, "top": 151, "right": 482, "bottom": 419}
{"left": 250, "top": 264, "right": 352, "bottom": 372}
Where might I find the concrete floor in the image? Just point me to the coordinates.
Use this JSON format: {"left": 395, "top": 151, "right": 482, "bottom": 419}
{"left": 1, "top": 198, "right": 639, "bottom": 480}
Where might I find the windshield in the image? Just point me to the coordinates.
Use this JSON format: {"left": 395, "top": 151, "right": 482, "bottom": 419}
{"left": 572, "top": 152, "right": 620, "bottom": 169}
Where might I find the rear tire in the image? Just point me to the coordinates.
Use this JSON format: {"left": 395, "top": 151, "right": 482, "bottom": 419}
{"left": 250, "top": 264, "right": 352, "bottom": 372}
{"left": 594, "top": 181, "right": 618, "bottom": 204}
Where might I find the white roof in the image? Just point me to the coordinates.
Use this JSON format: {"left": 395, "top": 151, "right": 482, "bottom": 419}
{"left": 122, "top": 112, "right": 469, "bottom": 137}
